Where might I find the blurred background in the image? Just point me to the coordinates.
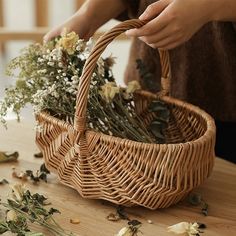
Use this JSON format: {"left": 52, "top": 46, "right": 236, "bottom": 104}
{"left": 0, "top": 0, "right": 131, "bottom": 121}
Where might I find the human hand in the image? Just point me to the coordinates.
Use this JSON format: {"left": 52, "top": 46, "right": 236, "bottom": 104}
{"left": 126, "top": 0, "right": 215, "bottom": 50}
{"left": 44, "top": 0, "right": 127, "bottom": 43}
{"left": 43, "top": 13, "right": 94, "bottom": 43}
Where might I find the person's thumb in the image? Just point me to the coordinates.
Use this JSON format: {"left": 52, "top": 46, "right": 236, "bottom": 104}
{"left": 43, "top": 27, "right": 61, "bottom": 43}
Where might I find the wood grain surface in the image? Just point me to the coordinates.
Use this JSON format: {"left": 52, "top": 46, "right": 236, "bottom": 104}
{"left": 0, "top": 120, "right": 235, "bottom": 235}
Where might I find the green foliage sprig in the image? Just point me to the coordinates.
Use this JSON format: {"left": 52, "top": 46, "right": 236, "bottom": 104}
{"left": 0, "top": 184, "right": 74, "bottom": 236}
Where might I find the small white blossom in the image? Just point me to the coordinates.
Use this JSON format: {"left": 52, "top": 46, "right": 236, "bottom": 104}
{"left": 71, "top": 75, "right": 78, "bottom": 81}
{"left": 47, "top": 62, "right": 54, "bottom": 66}
{"left": 58, "top": 62, "right": 63, "bottom": 67}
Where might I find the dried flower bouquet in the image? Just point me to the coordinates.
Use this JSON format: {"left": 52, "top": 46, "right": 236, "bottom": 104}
{"left": 0, "top": 31, "right": 169, "bottom": 143}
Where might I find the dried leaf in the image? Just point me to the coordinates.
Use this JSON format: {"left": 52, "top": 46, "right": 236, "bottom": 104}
{"left": 116, "top": 206, "right": 129, "bottom": 220}
{"left": 12, "top": 164, "right": 50, "bottom": 183}
{"left": 167, "top": 222, "right": 200, "bottom": 235}
{"left": 201, "top": 203, "right": 209, "bottom": 216}
{"left": 106, "top": 213, "right": 120, "bottom": 222}
{"left": 149, "top": 121, "right": 165, "bottom": 140}
{"left": 0, "top": 179, "right": 9, "bottom": 185}
{"left": 12, "top": 168, "right": 28, "bottom": 181}
{"left": 40, "top": 163, "right": 50, "bottom": 174}
{"left": 197, "top": 223, "right": 207, "bottom": 229}
{"left": 188, "top": 193, "right": 209, "bottom": 216}
{"left": 70, "top": 218, "right": 80, "bottom": 224}
{"left": 6, "top": 210, "right": 18, "bottom": 222}
{"left": 188, "top": 193, "right": 202, "bottom": 206}
{"left": 34, "top": 152, "right": 43, "bottom": 158}
{"left": 115, "top": 227, "right": 132, "bottom": 236}
{"left": 0, "top": 223, "right": 8, "bottom": 234}
{"left": 0, "top": 151, "right": 19, "bottom": 163}
{"left": 148, "top": 100, "right": 167, "bottom": 112}
{"left": 128, "top": 220, "right": 141, "bottom": 227}
{"left": 0, "top": 185, "right": 71, "bottom": 235}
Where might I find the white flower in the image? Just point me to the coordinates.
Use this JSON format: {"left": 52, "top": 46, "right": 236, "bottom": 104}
{"left": 126, "top": 80, "right": 141, "bottom": 94}
{"left": 115, "top": 227, "right": 133, "bottom": 236}
{"left": 71, "top": 75, "right": 78, "bottom": 81}
{"left": 6, "top": 210, "right": 18, "bottom": 222}
{"left": 58, "top": 62, "right": 63, "bottom": 67}
{"left": 57, "top": 31, "right": 79, "bottom": 55}
{"left": 47, "top": 62, "right": 54, "bottom": 66}
{"left": 167, "top": 222, "right": 200, "bottom": 236}
{"left": 99, "top": 82, "right": 120, "bottom": 103}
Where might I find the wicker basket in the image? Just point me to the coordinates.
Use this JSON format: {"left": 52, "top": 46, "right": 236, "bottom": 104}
{"left": 36, "top": 19, "right": 216, "bottom": 209}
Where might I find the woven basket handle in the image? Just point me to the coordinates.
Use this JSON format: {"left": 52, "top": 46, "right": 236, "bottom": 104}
{"left": 74, "top": 19, "right": 170, "bottom": 132}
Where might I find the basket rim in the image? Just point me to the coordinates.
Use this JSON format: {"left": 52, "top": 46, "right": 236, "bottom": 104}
{"left": 36, "top": 93, "right": 216, "bottom": 148}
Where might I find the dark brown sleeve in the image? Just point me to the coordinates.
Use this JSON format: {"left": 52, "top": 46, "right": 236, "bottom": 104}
{"left": 116, "top": 0, "right": 140, "bottom": 21}
{"left": 233, "top": 23, "right": 236, "bottom": 31}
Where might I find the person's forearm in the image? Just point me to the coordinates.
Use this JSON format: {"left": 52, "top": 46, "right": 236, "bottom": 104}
{"left": 209, "top": 0, "right": 236, "bottom": 21}
{"left": 76, "top": 0, "right": 127, "bottom": 32}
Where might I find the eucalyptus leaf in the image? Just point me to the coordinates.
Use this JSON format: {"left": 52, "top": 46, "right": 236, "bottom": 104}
{"left": 0, "top": 222, "right": 8, "bottom": 234}
{"left": 188, "top": 193, "right": 202, "bottom": 206}
{"left": 40, "top": 164, "right": 50, "bottom": 174}
{"left": 128, "top": 219, "right": 142, "bottom": 227}
{"left": 157, "top": 109, "right": 170, "bottom": 122}
{"left": 1, "top": 185, "right": 74, "bottom": 235}
{"left": 136, "top": 59, "right": 161, "bottom": 92}
{"left": 149, "top": 121, "right": 165, "bottom": 140}
{"left": 34, "top": 152, "right": 43, "bottom": 158}
{"left": 148, "top": 100, "right": 167, "bottom": 112}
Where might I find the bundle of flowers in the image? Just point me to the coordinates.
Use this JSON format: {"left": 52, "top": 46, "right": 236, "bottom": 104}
{"left": 0, "top": 30, "right": 169, "bottom": 143}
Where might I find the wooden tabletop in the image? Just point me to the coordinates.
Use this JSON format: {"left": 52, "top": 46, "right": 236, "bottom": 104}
{"left": 0, "top": 120, "right": 236, "bottom": 236}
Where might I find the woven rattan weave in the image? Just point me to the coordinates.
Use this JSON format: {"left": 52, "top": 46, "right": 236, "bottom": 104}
{"left": 36, "top": 19, "right": 216, "bottom": 209}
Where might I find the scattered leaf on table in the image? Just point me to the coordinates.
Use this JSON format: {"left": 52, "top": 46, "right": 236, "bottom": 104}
{"left": 12, "top": 168, "right": 28, "bottom": 181}
{"left": 198, "top": 223, "right": 207, "bottom": 229}
{"left": 11, "top": 163, "right": 50, "bottom": 183}
{"left": 0, "top": 151, "right": 19, "bottom": 163}
{"left": 0, "top": 179, "right": 9, "bottom": 185}
{"left": 106, "top": 213, "right": 120, "bottom": 222}
{"left": 116, "top": 206, "right": 130, "bottom": 220}
{"left": 70, "top": 218, "right": 80, "bottom": 224}
{"left": 188, "top": 193, "right": 202, "bottom": 206}
{"left": 167, "top": 222, "right": 201, "bottom": 235}
{"left": 34, "top": 152, "right": 43, "bottom": 158}
{"left": 201, "top": 203, "right": 209, "bottom": 216}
